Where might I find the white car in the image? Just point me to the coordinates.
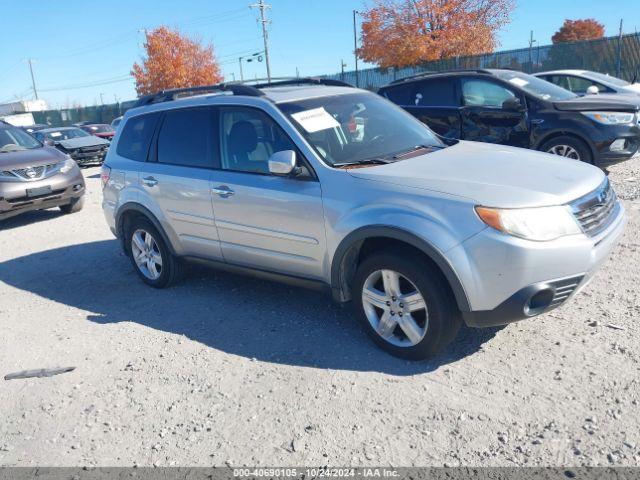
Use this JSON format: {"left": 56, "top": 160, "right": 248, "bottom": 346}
{"left": 536, "top": 70, "right": 640, "bottom": 97}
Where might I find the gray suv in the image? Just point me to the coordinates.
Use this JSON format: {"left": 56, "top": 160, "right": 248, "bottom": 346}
{"left": 101, "top": 79, "right": 626, "bottom": 359}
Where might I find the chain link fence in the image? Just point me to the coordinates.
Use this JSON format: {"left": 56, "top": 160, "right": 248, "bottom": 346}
{"left": 326, "top": 32, "right": 640, "bottom": 91}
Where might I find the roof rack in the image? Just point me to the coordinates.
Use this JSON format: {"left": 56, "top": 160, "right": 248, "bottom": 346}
{"left": 388, "top": 69, "right": 493, "bottom": 85}
{"left": 250, "top": 77, "right": 354, "bottom": 88}
{"left": 133, "top": 83, "right": 265, "bottom": 108}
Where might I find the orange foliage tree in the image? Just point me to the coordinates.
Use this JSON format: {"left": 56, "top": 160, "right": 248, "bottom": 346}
{"left": 358, "top": 0, "right": 515, "bottom": 68}
{"left": 132, "top": 26, "right": 223, "bottom": 95}
{"left": 551, "top": 19, "right": 605, "bottom": 44}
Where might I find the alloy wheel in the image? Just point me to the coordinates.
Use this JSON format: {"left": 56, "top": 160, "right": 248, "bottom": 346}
{"left": 131, "top": 229, "right": 163, "bottom": 280}
{"left": 361, "top": 269, "right": 429, "bottom": 347}
{"left": 547, "top": 144, "right": 580, "bottom": 160}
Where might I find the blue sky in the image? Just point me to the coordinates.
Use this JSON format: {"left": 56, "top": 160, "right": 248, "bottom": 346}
{"left": 1, "top": 0, "right": 639, "bottom": 108}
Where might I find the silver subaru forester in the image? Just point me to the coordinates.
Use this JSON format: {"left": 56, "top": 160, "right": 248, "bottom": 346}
{"left": 101, "top": 79, "right": 626, "bottom": 359}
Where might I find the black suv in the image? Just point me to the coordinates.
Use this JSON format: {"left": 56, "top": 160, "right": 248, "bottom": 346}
{"left": 378, "top": 69, "right": 640, "bottom": 166}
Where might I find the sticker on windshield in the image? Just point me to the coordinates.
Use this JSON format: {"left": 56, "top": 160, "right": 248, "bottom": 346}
{"left": 50, "top": 132, "right": 62, "bottom": 138}
{"left": 508, "top": 77, "right": 529, "bottom": 88}
{"left": 291, "top": 107, "right": 340, "bottom": 133}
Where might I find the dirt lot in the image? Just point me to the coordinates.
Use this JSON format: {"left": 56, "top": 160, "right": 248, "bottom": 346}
{"left": 0, "top": 158, "right": 639, "bottom": 467}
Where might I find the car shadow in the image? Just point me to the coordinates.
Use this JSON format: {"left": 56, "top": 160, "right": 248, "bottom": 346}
{"left": 0, "top": 209, "right": 65, "bottom": 230}
{"left": 0, "top": 240, "right": 501, "bottom": 375}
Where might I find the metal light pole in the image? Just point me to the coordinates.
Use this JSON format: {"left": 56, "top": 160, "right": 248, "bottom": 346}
{"left": 238, "top": 56, "right": 245, "bottom": 81}
{"left": 353, "top": 10, "right": 359, "bottom": 87}
{"left": 27, "top": 59, "right": 38, "bottom": 100}
{"left": 616, "top": 19, "right": 624, "bottom": 78}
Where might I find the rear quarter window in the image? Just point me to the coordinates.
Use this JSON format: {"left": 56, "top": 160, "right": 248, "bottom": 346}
{"left": 116, "top": 112, "right": 160, "bottom": 162}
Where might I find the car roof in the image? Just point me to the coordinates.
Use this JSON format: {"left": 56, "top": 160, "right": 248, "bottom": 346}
{"left": 38, "top": 126, "right": 80, "bottom": 133}
{"left": 535, "top": 70, "right": 588, "bottom": 76}
{"left": 380, "top": 68, "right": 515, "bottom": 88}
{"left": 125, "top": 82, "right": 365, "bottom": 118}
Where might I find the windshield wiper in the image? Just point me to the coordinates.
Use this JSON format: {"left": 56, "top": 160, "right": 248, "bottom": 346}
{"left": 391, "top": 144, "right": 442, "bottom": 159}
{"left": 334, "top": 158, "right": 393, "bottom": 168}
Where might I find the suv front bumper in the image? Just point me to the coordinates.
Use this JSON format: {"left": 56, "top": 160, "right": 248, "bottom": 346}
{"left": 450, "top": 202, "right": 627, "bottom": 327}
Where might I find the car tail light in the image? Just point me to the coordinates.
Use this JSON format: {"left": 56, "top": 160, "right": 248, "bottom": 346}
{"left": 100, "top": 165, "right": 111, "bottom": 189}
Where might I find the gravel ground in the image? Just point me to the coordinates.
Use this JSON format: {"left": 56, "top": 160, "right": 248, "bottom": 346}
{"left": 0, "top": 158, "right": 639, "bottom": 467}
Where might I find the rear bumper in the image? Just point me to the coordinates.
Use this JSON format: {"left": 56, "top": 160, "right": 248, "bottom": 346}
{"left": 0, "top": 170, "right": 85, "bottom": 221}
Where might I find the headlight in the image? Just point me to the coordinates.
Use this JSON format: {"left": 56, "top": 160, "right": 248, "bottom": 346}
{"left": 475, "top": 205, "right": 581, "bottom": 241}
{"left": 59, "top": 158, "right": 76, "bottom": 173}
{"left": 582, "top": 112, "right": 635, "bottom": 125}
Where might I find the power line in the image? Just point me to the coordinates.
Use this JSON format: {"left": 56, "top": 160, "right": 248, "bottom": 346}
{"left": 39, "top": 75, "right": 132, "bottom": 92}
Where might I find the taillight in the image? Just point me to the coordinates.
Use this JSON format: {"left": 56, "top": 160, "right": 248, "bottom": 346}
{"left": 100, "top": 165, "right": 111, "bottom": 189}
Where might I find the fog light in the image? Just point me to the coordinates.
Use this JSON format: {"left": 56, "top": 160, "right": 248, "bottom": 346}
{"left": 610, "top": 139, "right": 626, "bottom": 152}
{"left": 524, "top": 289, "right": 554, "bottom": 316}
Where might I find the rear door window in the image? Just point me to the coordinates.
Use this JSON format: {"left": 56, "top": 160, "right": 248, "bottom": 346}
{"left": 414, "top": 78, "right": 459, "bottom": 107}
{"left": 116, "top": 112, "right": 160, "bottom": 162}
{"left": 380, "top": 85, "right": 414, "bottom": 106}
{"left": 156, "top": 107, "right": 217, "bottom": 168}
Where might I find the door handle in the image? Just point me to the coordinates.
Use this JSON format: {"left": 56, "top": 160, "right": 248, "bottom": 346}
{"left": 142, "top": 176, "right": 158, "bottom": 187}
{"left": 212, "top": 185, "right": 235, "bottom": 198}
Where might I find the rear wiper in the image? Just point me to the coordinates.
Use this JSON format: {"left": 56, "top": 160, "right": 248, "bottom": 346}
{"left": 334, "top": 158, "right": 393, "bottom": 168}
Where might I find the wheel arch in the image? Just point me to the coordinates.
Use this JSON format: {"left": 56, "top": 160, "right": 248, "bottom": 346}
{"left": 115, "top": 202, "right": 178, "bottom": 256}
{"left": 533, "top": 130, "right": 596, "bottom": 162}
{"left": 330, "top": 226, "right": 471, "bottom": 312}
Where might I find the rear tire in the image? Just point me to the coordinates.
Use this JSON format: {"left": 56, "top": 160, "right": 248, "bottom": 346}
{"left": 125, "top": 217, "right": 184, "bottom": 288}
{"left": 353, "top": 249, "right": 461, "bottom": 360}
{"left": 59, "top": 196, "right": 84, "bottom": 214}
{"left": 540, "top": 135, "right": 593, "bottom": 164}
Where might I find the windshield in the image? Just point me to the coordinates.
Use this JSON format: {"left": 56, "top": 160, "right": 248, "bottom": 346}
{"left": 277, "top": 91, "right": 444, "bottom": 166}
{"left": 493, "top": 70, "right": 578, "bottom": 101}
{"left": 41, "top": 128, "right": 90, "bottom": 141}
{"left": 584, "top": 71, "right": 631, "bottom": 87}
{"left": 0, "top": 125, "right": 42, "bottom": 153}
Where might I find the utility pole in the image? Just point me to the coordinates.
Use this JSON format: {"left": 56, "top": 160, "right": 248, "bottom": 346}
{"left": 238, "top": 56, "right": 245, "bottom": 81}
{"left": 528, "top": 31, "right": 536, "bottom": 73}
{"left": 616, "top": 19, "right": 624, "bottom": 78}
{"left": 353, "top": 10, "right": 359, "bottom": 87}
{"left": 27, "top": 59, "right": 38, "bottom": 100}
{"left": 340, "top": 59, "right": 347, "bottom": 81}
{"left": 250, "top": 0, "right": 271, "bottom": 83}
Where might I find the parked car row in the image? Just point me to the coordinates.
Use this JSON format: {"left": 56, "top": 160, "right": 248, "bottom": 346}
{"left": 100, "top": 77, "right": 627, "bottom": 360}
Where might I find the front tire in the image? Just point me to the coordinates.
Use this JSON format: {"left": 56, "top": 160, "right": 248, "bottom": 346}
{"left": 540, "top": 135, "right": 593, "bottom": 164}
{"left": 125, "top": 217, "right": 184, "bottom": 288}
{"left": 353, "top": 250, "right": 461, "bottom": 360}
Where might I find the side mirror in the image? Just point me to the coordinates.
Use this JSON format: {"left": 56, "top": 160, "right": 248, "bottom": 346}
{"left": 268, "top": 150, "right": 296, "bottom": 176}
{"left": 43, "top": 139, "right": 55, "bottom": 146}
{"left": 502, "top": 97, "right": 524, "bottom": 112}
{"left": 586, "top": 85, "right": 599, "bottom": 95}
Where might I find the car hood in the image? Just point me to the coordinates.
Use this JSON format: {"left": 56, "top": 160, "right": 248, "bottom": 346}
{"left": 347, "top": 141, "right": 605, "bottom": 208}
{"left": 554, "top": 94, "right": 640, "bottom": 111}
{"left": 56, "top": 136, "right": 110, "bottom": 149}
{"left": 0, "top": 146, "right": 66, "bottom": 171}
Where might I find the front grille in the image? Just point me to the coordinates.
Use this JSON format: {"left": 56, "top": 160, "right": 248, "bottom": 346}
{"left": 548, "top": 275, "right": 584, "bottom": 309}
{"left": 2, "top": 163, "right": 58, "bottom": 182}
{"left": 570, "top": 179, "right": 618, "bottom": 238}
